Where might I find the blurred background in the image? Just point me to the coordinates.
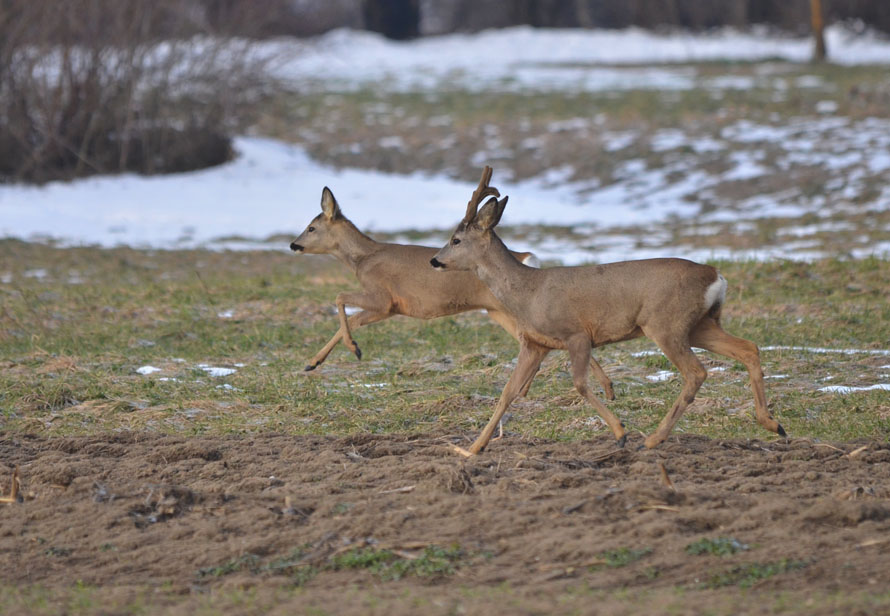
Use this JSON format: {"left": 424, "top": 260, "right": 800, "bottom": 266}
{"left": 1, "top": 0, "right": 889, "bottom": 262}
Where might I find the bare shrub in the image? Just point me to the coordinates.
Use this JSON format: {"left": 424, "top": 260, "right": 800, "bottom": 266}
{"left": 0, "top": 0, "right": 272, "bottom": 184}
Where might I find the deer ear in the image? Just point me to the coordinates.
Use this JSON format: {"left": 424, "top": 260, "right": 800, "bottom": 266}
{"left": 476, "top": 195, "right": 507, "bottom": 230}
{"left": 320, "top": 187, "right": 342, "bottom": 220}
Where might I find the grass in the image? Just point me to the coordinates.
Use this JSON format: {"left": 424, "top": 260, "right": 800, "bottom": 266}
{"left": 261, "top": 62, "right": 890, "bottom": 184}
{"left": 4, "top": 581, "right": 890, "bottom": 616}
{"left": 330, "top": 545, "right": 464, "bottom": 580}
{"left": 699, "top": 559, "right": 809, "bottom": 590}
{"left": 191, "top": 544, "right": 464, "bottom": 589}
{"left": 1, "top": 241, "right": 889, "bottom": 444}
{"left": 591, "top": 546, "right": 654, "bottom": 569}
{"left": 685, "top": 537, "right": 750, "bottom": 557}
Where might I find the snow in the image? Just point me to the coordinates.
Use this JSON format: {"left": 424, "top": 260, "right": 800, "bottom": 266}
{"left": 647, "top": 370, "right": 675, "bottom": 382}
{"left": 136, "top": 366, "right": 162, "bottom": 375}
{"left": 270, "top": 25, "right": 890, "bottom": 92}
{"left": 0, "top": 136, "right": 705, "bottom": 249}
{"left": 197, "top": 364, "right": 237, "bottom": 377}
{"left": 761, "top": 346, "right": 890, "bottom": 356}
{"left": 1, "top": 27, "right": 889, "bottom": 264}
{"left": 818, "top": 384, "right": 890, "bottom": 394}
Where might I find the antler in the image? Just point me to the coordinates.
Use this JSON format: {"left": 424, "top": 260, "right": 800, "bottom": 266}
{"left": 464, "top": 166, "right": 500, "bottom": 222}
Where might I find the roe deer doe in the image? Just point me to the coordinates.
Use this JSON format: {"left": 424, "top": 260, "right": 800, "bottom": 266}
{"left": 290, "top": 185, "right": 615, "bottom": 406}
{"left": 430, "top": 166, "right": 785, "bottom": 456}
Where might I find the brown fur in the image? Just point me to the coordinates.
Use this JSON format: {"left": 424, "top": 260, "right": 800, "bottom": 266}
{"left": 431, "top": 167, "right": 784, "bottom": 455}
{"left": 290, "top": 187, "right": 615, "bottom": 401}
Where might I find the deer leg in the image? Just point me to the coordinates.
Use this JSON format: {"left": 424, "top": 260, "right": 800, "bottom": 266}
{"left": 454, "top": 341, "right": 549, "bottom": 457}
{"left": 589, "top": 356, "right": 615, "bottom": 401}
{"left": 567, "top": 335, "right": 626, "bottom": 446}
{"left": 643, "top": 334, "right": 707, "bottom": 449}
{"left": 305, "top": 310, "right": 391, "bottom": 371}
{"left": 335, "top": 291, "right": 391, "bottom": 361}
{"left": 690, "top": 317, "right": 785, "bottom": 437}
{"left": 484, "top": 309, "right": 538, "bottom": 398}
{"left": 486, "top": 309, "right": 614, "bottom": 399}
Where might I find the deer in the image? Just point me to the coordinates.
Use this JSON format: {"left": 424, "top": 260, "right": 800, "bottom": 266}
{"left": 289, "top": 185, "right": 616, "bottom": 423}
{"left": 430, "top": 166, "right": 786, "bottom": 457}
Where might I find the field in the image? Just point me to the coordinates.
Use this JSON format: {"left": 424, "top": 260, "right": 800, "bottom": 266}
{"left": 2, "top": 242, "right": 889, "bottom": 615}
{"left": 2, "top": 27, "right": 890, "bottom": 615}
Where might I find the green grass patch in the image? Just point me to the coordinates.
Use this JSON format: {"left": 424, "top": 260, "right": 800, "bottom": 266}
{"left": 196, "top": 554, "right": 262, "bottom": 578}
{"left": 700, "top": 559, "right": 809, "bottom": 589}
{"left": 194, "top": 544, "right": 465, "bottom": 587}
{"left": 593, "top": 547, "right": 654, "bottom": 569}
{"left": 330, "top": 545, "right": 464, "bottom": 581}
{"left": 685, "top": 537, "right": 749, "bottom": 557}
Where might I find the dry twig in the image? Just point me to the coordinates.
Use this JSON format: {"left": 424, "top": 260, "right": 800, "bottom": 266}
{"left": 814, "top": 443, "right": 844, "bottom": 452}
{"left": 857, "top": 537, "right": 890, "bottom": 548}
{"left": 639, "top": 504, "right": 680, "bottom": 512}
{"left": 658, "top": 461, "right": 676, "bottom": 491}
{"left": 378, "top": 485, "right": 416, "bottom": 495}
{"left": 0, "top": 466, "right": 21, "bottom": 504}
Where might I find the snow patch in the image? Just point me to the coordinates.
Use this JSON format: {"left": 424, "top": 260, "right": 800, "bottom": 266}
{"left": 198, "top": 364, "right": 237, "bottom": 377}
{"left": 647, "top": 370, "right": 675, "bottom": 382}
{"left": 762, "top": 346, "right": 890, "bottom": 356}
{"left": 818, "top": 384, "right": 890, "bottom": 394}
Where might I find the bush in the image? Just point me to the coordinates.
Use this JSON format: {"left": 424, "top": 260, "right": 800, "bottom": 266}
{"left": 0, "top": 0, "right": 271, "bottom": 184}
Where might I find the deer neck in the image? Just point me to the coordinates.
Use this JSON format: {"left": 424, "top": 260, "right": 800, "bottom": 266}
{"left": 472, "top": 233, "right": 534, "bottom": 306}
{"left": 332, "top": 221, "right": 378, "bottom": 271}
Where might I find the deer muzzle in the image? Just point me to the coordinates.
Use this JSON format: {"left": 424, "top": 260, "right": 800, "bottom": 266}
{"left": 430, "top": 257, "right": 445, "bottom": 269}
{"left": 290, "top": 242, "right": 304, "bottom": 252}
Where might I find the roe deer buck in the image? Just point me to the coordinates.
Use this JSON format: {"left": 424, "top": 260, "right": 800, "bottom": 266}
{"left": 430, "top": 166, "right": 786, "bottom": 456}
{"left": 289, "top": 185, "right": 615, "bottom": 406}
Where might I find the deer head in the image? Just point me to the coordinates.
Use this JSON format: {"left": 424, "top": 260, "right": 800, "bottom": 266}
{"left": 431, "top": 166, "right": 507, "bottom": 272}
{"left": 290, "top": 187, "right": 345, "bottom": 254}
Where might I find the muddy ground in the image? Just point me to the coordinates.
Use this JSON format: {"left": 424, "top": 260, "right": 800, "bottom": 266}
{"left": 2, "top": 432, "right": 890, "bottom": 614}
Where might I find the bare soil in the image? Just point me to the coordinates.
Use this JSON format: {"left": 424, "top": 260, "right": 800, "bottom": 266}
{"left": 2, "top": 432, "right": 890, "bottom": 614}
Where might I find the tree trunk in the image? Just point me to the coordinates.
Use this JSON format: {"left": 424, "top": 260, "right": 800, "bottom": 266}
{"left": 363, "top": 0, "right": 419, "bottom": 40}
{"left": 810, "top": 0, "right": 827, "bottom": 62}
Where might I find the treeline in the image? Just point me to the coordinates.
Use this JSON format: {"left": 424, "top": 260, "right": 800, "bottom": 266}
{"left": 5, "top": 0, "right": 888, "bottom": 43}
{"left": 167, "top": 0, "right": 890, "bottom": 40}
{"left": 417, "top": 0, "right": 890, "bottom": 38}
{"left": 168, "top": 0, "right": 890, "bottom": 40}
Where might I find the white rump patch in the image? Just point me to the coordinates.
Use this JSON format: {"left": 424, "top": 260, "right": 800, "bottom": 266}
{"left": 521, "top": 253, "right": 542, "bottom": 268}
{"left": 704, "top": 274, "right": 727, "bottom": 311}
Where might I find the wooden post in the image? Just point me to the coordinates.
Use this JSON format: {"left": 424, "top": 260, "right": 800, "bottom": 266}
{"left": 810, "top": 0, "right": 827, "bottom": 62}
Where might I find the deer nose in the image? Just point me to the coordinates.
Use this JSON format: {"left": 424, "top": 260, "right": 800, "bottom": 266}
{"left": 290, "top": 242, "right": 303, "bottom": 252}
{"left": 430, "top": 257, "right": 445, "bottom": 269}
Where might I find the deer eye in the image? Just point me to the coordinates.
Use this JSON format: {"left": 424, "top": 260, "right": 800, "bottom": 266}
{"left": 451, "top": 237, "right": 461, "bottom": 245}
{"left": 308, "top": 226, "right": 315, "bottom": 232}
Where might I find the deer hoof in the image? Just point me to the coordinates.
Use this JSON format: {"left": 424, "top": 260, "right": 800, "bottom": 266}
{"left": 304, "top": 363, "right": 317, "bottom": 372}
{"left": 353, "top": 346, "right": 362, "bottom": 360}
{"left": 776, "top": 423, "right": 787, "bottom": 437}
{"left": 616, "top": 434, "right": 627, "bottom": 448}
